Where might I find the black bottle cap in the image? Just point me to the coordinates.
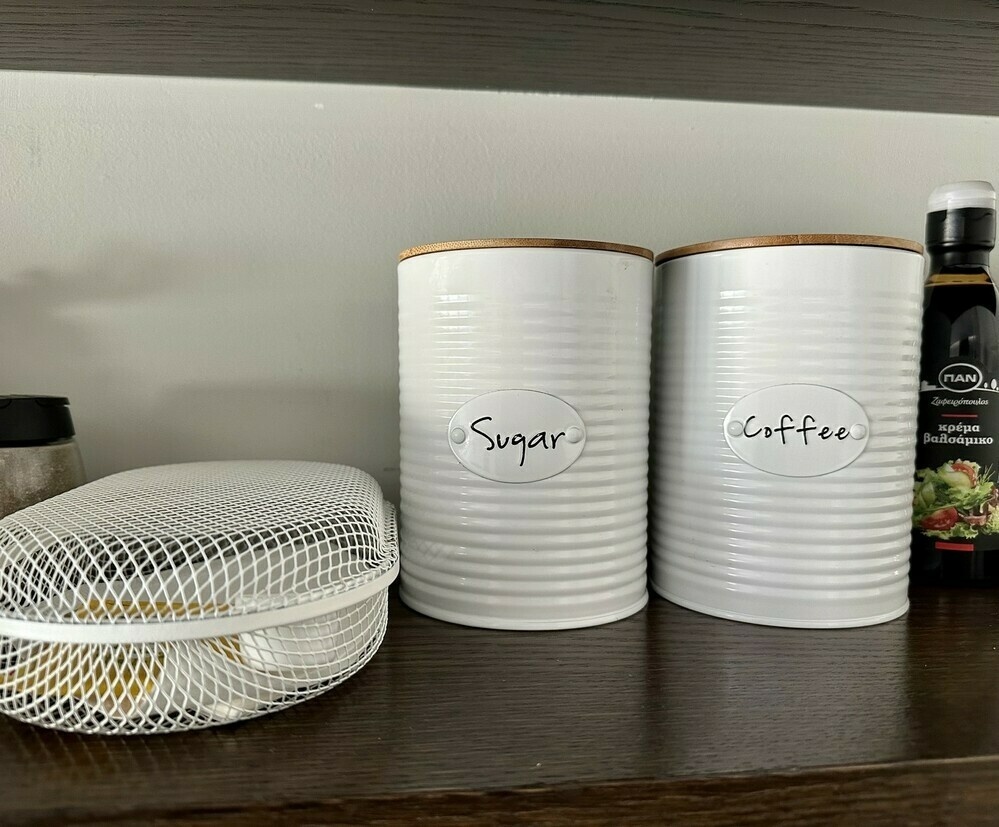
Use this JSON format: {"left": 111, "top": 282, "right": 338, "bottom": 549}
{"left": 0, "top": 396, "right": 76, "bottom": 447}
{"left": 925, "top": 208, "right": 996, "bottom": 253}
{"left": 925, "top": 181, "right": 996, "bottom": 258}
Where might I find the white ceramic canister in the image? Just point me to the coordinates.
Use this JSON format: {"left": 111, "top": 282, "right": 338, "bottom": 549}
{"left": 398, "top": 238, "right": 654, "bottom": 629}
{"left": 650, "top": 235, "right": 925, "bottom": 628}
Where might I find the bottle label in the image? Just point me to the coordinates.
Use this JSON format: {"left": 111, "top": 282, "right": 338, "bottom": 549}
{"left": 914, "top": 358, "right": 999, "bottom": 550}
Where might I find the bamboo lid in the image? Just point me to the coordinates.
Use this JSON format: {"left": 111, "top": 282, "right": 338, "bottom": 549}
{"left": 400, "top": 238, "right": 654, "bottom": 262}
{"left": 655, "top": 234, "right": 924, "bottom": 265}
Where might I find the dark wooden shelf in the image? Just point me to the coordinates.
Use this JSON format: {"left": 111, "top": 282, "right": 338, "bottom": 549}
{"left": 4, "top": 587, "right": 999, "bottom": 824}
{"left": 2, "top": 2, "right": 999, "bottom": 115}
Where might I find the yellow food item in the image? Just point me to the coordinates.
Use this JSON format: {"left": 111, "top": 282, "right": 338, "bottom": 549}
{"left": 74, "top": 598, "right": 229, "bottom": 621}
{"left": 0, "top": 599, "right": 243, "bottom": 715}
{"left": 1, "top": 644, "right": 162, "bottom": 713}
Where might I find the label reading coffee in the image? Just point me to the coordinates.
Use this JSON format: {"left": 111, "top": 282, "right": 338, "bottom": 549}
{"left": 913, "top": 357, "right": 999, "bottom": 551}
{"left": 723, "top": 384, "right": 870, "bottom": 477}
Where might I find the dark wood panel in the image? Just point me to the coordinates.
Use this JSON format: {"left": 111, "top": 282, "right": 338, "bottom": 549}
{"left": 113, "top": 759, "right": 999, "bottom": 826}
{"left": 1, "top": 2, "right": 998, "bottom": 114}
{"left": 3, "top": 587, "right": 999, "bottom": 823}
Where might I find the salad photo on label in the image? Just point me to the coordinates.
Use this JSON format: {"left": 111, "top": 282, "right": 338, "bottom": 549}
{"left": 912, "top": 459, "right": 999, "bottom": 540}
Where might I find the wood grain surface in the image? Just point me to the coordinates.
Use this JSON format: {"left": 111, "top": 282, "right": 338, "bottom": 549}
{"left": 655, "top": 234, "right": 925, "bottom": 264}
{"left": 399, "top": 238, "right": 655, "bottom": 262}
{"left": 1, "top": 2, "right": 998, "bottom": 115}
{"left": 3, "top": 587, "right": 999, "bottom": 824}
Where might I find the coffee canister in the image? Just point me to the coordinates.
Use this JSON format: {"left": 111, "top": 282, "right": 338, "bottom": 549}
{"left": 651, "top": 235, "right": 925, "bottom": 628}
{"left": 398, "top": 238, "right": 654, "bottom": 629}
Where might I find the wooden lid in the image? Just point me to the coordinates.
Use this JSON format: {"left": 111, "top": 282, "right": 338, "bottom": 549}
{"left": 655, "top": 234, "right": 924, "bottom": 265}
{"left": 400, "top": 238, "right": 654, "bottom": 262}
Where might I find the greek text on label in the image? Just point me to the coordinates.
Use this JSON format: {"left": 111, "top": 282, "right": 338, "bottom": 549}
{"left": 923, "top": 420, "right": 994, "bottom": 446}
{"left": 930, "top": 396, "right": 989, "bottom": 407}
{"left": 938, "top": 364, "right": 983, "bottom": 393}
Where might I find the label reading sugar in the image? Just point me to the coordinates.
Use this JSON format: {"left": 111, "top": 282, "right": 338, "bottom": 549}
{"left": 448, "top": 389, "right": 586, "bottom": 483}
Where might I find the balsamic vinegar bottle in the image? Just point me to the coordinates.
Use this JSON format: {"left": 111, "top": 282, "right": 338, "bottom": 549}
{"left": 912, "top": 181, "right": 999, "bottom": 584}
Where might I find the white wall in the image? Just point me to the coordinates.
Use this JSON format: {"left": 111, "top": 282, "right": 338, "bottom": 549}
{"left": 2, "top": 72, "right": 997, "bottom": 501}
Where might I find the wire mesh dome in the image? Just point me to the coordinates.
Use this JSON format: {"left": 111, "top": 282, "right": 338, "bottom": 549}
{"left": 0, "top": 461, "right": 398, "bottom": 735}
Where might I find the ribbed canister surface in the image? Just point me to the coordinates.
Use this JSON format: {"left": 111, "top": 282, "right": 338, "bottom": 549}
{"left": 399, "top": 245, "right": 653, "bottom": 629}
{"left": 651, "top": 243, "right": 925, "bottom": 627}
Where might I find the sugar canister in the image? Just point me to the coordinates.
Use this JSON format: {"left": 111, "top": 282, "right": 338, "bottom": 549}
{"left": 398, "top": 238, "right": 654, "bottom": 629}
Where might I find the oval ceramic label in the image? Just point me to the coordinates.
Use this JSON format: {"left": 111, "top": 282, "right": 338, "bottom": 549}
{"left": 448, "top": 390, "right": 586, "bottom": 483}
{"left": 723, "top": 384, "right": 870, "bottom": 477}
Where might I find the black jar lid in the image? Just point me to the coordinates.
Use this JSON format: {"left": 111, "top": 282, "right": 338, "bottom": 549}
{"left": 0, "top": 396, "right": 76, "bottom": 446}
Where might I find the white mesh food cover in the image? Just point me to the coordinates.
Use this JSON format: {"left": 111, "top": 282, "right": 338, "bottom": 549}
{"left": 0, "top": 461, "right": 399, "bottom": 734}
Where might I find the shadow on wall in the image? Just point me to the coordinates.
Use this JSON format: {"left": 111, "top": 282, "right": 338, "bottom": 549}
{"left": 88, "top": 382, "right": 401, "bottom": 504}
{"left": 1, "top": 253, "right": 181, "bottom": 473}
{"left": 1, "top": 258, "right": 165, "bottom": 391}
{"left": 2, "top": 250, "right": 182, "bottom": 490}
{"left": 1, "top": 253, "right": 401, "bottom": 504}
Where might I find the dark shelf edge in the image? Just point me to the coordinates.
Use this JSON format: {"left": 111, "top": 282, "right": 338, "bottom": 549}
{"left": 54, "top": 756, "right": 999, "bottom": 826}
{"left": 2, "top": 1, "right": 998, "bottom": 116}
{"left": 6, "top": 590, "right": 999, "bottom": 824}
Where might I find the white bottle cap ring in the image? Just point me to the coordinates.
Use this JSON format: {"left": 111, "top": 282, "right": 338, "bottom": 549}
{"left": 927, "top": 180, "right": 996, "bottom": 212}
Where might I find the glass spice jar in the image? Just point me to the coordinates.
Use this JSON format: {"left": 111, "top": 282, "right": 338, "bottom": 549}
{"left": 0, "top": 396, "right": 86, "bottom": 519}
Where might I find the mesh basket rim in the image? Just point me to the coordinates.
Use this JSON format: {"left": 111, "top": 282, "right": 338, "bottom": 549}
{"left": 0, "top": 461, "right": 400, "bottom": 635}
{"left": 0, "top": 562, "right": 398, "bottom": 644}
{"left": 0, "top": 591, "right": 391, "bottom": 735}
